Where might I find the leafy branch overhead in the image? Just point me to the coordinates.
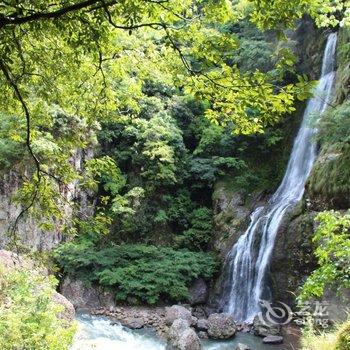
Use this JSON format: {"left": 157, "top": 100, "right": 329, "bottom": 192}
{"left": 0, "top": 0, "right": 346, "bottom": 229}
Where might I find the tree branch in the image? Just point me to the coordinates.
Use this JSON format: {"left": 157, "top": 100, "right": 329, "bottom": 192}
{"left": 0, "top": 0, "right": 106, "bottom": 28}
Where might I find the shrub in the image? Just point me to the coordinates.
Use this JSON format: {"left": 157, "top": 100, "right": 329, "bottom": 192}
{"left": 336, "top": 319, "right": 350, "bottom": 350}
{"left": 176, "top": 207, "right": 213, "bottom": 250}
{"left": 300, "top": 319, "right": 350, "bottom": 350}
{"left": 308, "top": 101, "right": 350, "bottom": 208}
{"left": 299, "top": 210, "right": 350, "bottom": 301}
{"left": 54, "top": 242, "right": 218, "bottom": 304}
{"left": 335, "top": 321, "right": 350, "bottom": 350}
{"left": 0, "top": 266, "right": 75, "bottom": 350}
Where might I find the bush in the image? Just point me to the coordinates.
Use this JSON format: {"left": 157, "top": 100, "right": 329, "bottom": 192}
{"left": 299, "top": 210, "right": 350, "bottom": 301}
{"left": 301, "top": 319, "right": 350, "bottom": 350}
{"left": 308, "top": 101, "right": 350, "bottom": 208}
{"left": 0, "top": 266, "right": 75, "bottom": 350}
{"left": 176, "top": 207, "right": 213, "bottom": 250}
{"left": 54, "top": 242, "right": 218, "bottom": 304}
{"left": 336, "top": 319, "right": 350, "bottom": 350}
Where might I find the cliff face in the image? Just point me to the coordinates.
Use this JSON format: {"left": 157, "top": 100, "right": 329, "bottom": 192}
{"left": 0, "top": 148, "right": 94, "bottom": 251}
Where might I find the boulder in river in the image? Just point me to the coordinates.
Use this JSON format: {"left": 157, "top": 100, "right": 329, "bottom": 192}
{"left": 252, "top": 315, "right": 281, "bottom": 337}
{"left": 165, "top": 305, "right": 196, "bottom": 326}
{"left": 207, "top": 313, "right": 236, "bottom": 339}
{"left": 262, "top": 335, "right": 284, "bottom": 344}
{"left": 167, "top": 319, "right": 202, "bottom": 350}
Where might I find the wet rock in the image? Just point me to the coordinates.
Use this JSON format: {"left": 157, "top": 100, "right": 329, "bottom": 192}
{"left": 262, "top": 335, "right": 284, "bottom": 344}
{"left": 207, "top": 313, "right": 236, "bottom": 339}
{"left": 236, "top": 343, "right": 251, "bottom": 350}
{"left": 252, "top": 316, "right": 281, "bottom": 337}
{"left": 196, "top": 319, "right": 208, "bottom": 331}
{"left": 188, "top": 279, "right": 208, "bottom": 305}
{"left": 167, "top": 319, "right": 202, "bottom": 350}
{"left": 121, "top": 317, "right": 145, "bottom": 329}
{"left": 165, "top": 305, "right": 196, "bottom": 326}
{"left": 197, "top": 331, "right": 208, "bottom": 339}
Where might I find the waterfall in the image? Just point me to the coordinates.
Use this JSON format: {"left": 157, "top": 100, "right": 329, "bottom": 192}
{"left": 221, "top": 33, "right": 338, "bottom": 322}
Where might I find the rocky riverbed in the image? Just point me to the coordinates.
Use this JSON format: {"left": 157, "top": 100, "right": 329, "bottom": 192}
{"left": 87, "top": 304, "right": 300, "bottom": 349}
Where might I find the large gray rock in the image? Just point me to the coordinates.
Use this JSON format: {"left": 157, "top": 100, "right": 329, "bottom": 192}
{"left": 60, "top": 276, "right": 115, "bottom": 309}
{"left": 252, "top": 316, "right": 281, "bottom": 337}
{"left": 188, "top": 279, "right": 208, "bottom": 306}
{"left": 262, "top": 335, "right": 283, "bottom": 344}
{"left": 167, "top": 319, "right": 202, "bottom": 350}
{"left": 207, "top": 313, "right": 236, "bottom": 339}
{"left": 60, "top": 277, "right": 100, "bottom": 308}
{"left": 165, "top": 305, "right": 196, "bottom": 326}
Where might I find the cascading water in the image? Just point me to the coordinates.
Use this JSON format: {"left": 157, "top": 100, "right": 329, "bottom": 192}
{"left": 221, "top": 32, "right": 338, "bottom": 322}
{"left": 72, "top": 314, "right": 165, "bottom": 350}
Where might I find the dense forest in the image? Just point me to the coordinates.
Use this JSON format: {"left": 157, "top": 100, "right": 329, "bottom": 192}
{"left": 0, "top": 1, "right": 349, "bottom": 350}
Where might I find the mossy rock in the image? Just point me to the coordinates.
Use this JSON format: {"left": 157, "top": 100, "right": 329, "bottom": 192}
{"left": 335, "top": 319, "right": 350, "bottom": 350}
{"left": 334, "top": 27, "right": 350, "bottom": 104}
{"left": 308, "top": 143, "right": 350, "bottom": 209}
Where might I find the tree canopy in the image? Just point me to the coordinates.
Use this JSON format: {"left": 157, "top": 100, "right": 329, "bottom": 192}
{"left": 0, "top": 0, "right": 347, "bottom": 231}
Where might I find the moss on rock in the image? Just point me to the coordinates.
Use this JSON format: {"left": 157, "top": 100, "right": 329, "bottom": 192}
{"left": 308, "top": 143, "right": 350, "bottom": 209}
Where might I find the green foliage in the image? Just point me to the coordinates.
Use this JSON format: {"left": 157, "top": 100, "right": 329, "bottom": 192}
{"left": 336, "top": 319, "right": 350, "bottom": 350}
{"left": 0, "top": 266, "right": 75, "bottom": 350}
{"left": 301, "top": 318, "right": 350, "bottom": 350}
{"left": 84, "top": 155, "right": 125, "bottom": 195}
{"left": 232, "top": 39, "right": 274, "bottom": 73}
{"left": 318, "top": 101, "right": 350, "bottom": 145}
{"left": 54, "top": 241, "right": 218, "bottom": 304}
{"left": 0, "top": 113, "right": 24, "bottom": 169}
{"left": 309, "top": 101, "right": 350, "bottom": 208}
{"left": 247, "top": 0, "right": 350, "bottom": 30}
{"left": 0, "top": 0, "right": 321, "bottom": 228}
{"left": 299, "top": 210, "right": 350, "bottom": 301}
{"left": 176, "top": 207, "right": 213, "bottom": 250}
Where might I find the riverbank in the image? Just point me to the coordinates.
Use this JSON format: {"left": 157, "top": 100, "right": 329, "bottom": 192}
{"left": 87, "top": 305, "right": 301, "bottom": 349}
{"left": 73, "top": 312, "right": 301, "bottom": 350}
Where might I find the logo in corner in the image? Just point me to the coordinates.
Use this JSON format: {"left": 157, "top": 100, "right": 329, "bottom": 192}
{"left": 258, "top": 299, "right": 293, "bottom": 325}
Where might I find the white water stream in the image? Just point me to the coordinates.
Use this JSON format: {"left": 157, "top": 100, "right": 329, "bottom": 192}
{"left": 72, "top": 314, "right": 289, "bottom": 350}
{"left": 221, "top": 33, "right": 337, "bottom": 322}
